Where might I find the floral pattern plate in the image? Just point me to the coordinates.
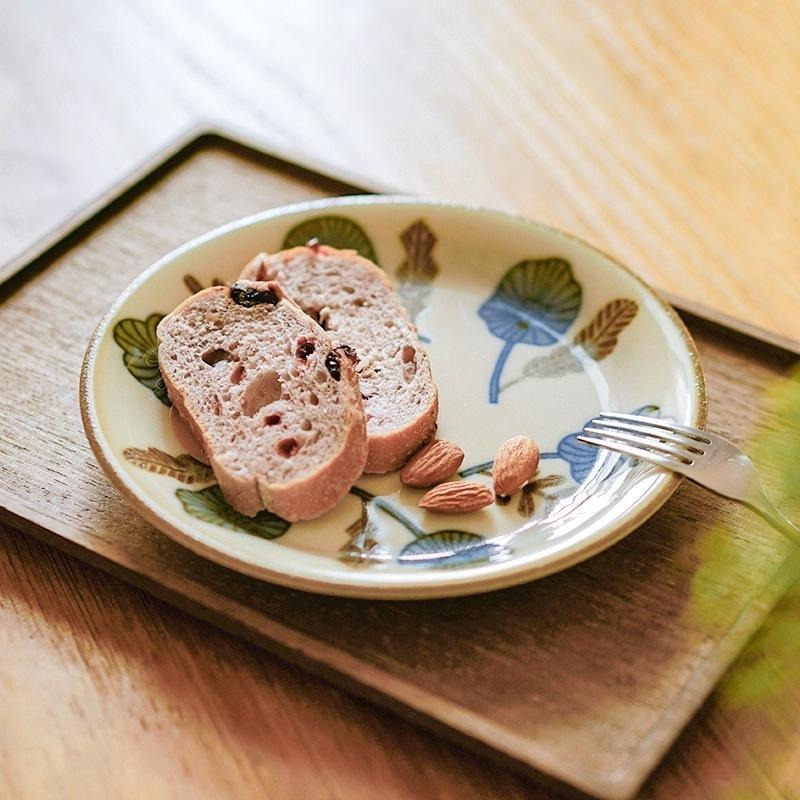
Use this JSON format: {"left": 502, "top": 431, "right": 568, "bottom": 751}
{"left": 81, "top": 197, "right": 706, "bottom": 599}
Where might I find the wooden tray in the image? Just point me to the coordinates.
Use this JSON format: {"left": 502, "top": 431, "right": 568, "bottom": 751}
{"left": 1, "top": 128, "right": 797, "bottom": 800}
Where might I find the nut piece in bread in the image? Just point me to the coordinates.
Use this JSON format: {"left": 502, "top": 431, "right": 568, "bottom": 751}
{"left": 240, "top": 245, "right": 438, "bottom": 473}
{"left": 157, "top": 280, "right": 367, "bottom": 521}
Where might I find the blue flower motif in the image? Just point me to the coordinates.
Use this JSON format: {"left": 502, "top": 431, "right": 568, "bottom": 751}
{"left": 478, "top": 258, "right": 582, "bottom": 403}
{"left": 557, "top": 405, "right": 661, "bottom": 483}
{"left": 399, "top": 530, "right": 509, "bottom": 567}
{"left": 557, "top": 433, "right": 600, "bottom": 484}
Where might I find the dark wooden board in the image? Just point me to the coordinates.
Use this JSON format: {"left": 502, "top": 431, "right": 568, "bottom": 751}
{"left": 1, "top": 129, "right": 797, "bottom": 800}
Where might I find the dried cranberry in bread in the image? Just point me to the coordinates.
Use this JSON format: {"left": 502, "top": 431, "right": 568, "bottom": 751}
{"left": 240, "top": 245, "right": 438, "bottom": 473}
{"left": 157, "top": 280, "right": 367, "bottom": 521}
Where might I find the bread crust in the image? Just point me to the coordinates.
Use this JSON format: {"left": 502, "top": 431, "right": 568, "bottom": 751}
{"left": 169, "top": 405, "right": 209, "bottom": 464}
{"left": 158, "top": 282, "right": 367, "bottom": 521}
{"left": 241, "top": 245, "right": 438, "bottom": 473}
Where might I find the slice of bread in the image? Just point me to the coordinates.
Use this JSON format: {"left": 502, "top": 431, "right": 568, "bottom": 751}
{"left": 157, "top": 280, "right": 367, "bottom": 521}
{"left": 240, "top": 245, "right": 438, "bottom": 473}
{"left": 169, "top": 405, "right": 209, "bottom": 464}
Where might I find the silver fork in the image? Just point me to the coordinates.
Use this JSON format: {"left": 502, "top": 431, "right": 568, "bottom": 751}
{"left": 578, "top": 411, "right": 800, "bottom": 542}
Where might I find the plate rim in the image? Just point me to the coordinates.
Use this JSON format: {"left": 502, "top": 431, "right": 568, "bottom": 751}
{"left": 80, "top": 195, "right": 707, "bottom": 599}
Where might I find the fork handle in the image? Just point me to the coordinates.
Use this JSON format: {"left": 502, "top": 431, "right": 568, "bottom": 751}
{"left": 747, "top": 488, "right": 800, "bottom": 545}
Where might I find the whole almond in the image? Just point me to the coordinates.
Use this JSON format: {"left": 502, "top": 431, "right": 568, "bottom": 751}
{"left": 419, "top": 481, "right": 493, "bottom": 513}
{"left": 492, "top": 435, "right": 540, "bottom": 497}
{"left": 400, "top": 439, "right": 465, "bottom": 487}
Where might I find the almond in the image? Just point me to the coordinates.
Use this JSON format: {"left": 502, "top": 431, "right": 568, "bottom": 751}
{"left": 419, "top": 481, "right": 493, "bottom": 513}
{"left": 400, "top": 439, "right": 465, "bottom": 488}
{"left": 492, "top": 435, "right": 540, "bottom": 497}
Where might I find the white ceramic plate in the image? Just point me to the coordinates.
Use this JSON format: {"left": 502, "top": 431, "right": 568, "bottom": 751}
{"left": 81, "top": 197, "right": 706, "bottom": 599}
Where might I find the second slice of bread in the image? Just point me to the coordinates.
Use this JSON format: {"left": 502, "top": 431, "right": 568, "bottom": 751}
{"left": 157, "top": 280, "right": 367, "bottom": 521}
{"left": 240, "top": 245, "right": 438, "bottom": 472}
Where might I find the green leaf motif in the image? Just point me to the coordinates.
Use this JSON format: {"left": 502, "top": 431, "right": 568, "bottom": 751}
{"left": 282, "top": 216, "right": 377, "bottom": 262}
{"left": 176, "top": 485, "right": 290, "bottom": 539}
{"left": 399, "top": 530, "right": 509, "bottom": 568}
{"left": 113, "top": 314, "right": 171, "bottom": 405}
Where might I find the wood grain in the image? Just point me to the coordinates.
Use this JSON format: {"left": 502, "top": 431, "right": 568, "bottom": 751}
{"left": 1, "top": 141, "right": 798, "bottom": 799}
{"left": 0, "top": 522, "right": 539, "bottom": 800}
{"left": 1, "top": 1, "right": 799, "bottom": 341}
{"left": 2, "top": 3, "right": 800, "bottom": 798}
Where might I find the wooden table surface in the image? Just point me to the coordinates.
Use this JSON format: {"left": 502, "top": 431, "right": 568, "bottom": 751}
{"left": 2, "top": 2, "right": 799, "bottom": 798}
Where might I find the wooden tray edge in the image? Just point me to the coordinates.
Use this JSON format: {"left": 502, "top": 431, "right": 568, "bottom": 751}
{"left": 2, "top": 486, "right": 795, "bottom": 800}
{"left": 2, "top": 125, "right": 798, "bottom": 800}
{"left": 0, "top": 122, "right": 382, "bottom": 295}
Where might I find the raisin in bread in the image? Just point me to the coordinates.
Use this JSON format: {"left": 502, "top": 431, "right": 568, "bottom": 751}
{"left": 157, "top": 280, "right": 367, "bottom": 521}
{"left": 240, "top": 245, "right": 438, "bottom": 473}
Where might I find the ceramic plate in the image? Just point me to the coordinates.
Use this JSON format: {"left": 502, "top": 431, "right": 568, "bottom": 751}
{"left": 81, "top": 197, "right": 706, "bottom": 599}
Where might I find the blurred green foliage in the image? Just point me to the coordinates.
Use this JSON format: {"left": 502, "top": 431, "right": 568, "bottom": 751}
{"left": 683, "top": 365, "right": 800, "bottom": 797}
{"left": 719, "top": 364, "right": 800, "bottom": 708}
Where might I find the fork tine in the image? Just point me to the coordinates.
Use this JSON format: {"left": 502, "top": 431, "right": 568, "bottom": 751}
{"left": 582, "top": 426, "right": 696, "bottom": 464}
{"left": 577, "top": 435, "right": 684, "bottom": 471}
{"left": 596, "top": 411, "right": 711, "bottom": 444}
{"left": 588, "top": 418, "right": 707, "bottom": 454}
